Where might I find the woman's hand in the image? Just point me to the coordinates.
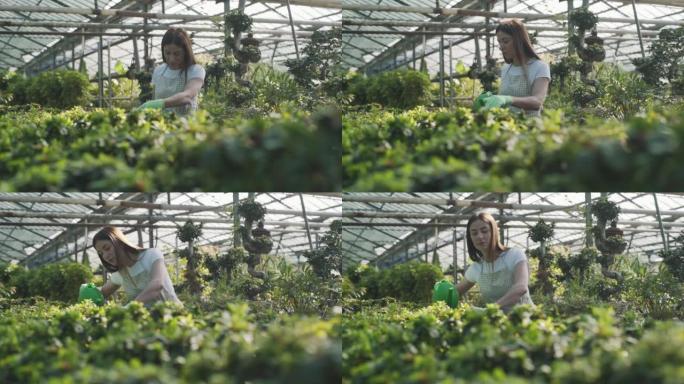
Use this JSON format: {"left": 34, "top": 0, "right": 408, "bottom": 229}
{"left": 137, "top": 99, "right": 166, "bottom": 110}
{"left": 482, "top": 95, "right": 513, "bottom": 110}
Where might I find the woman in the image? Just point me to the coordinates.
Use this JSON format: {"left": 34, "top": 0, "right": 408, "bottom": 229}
{"left": 479, "top": 19, "right": 550, "bottom": 117}
{"left": 138, "top": 28, "right": 205, "bottom": 115}
{"left": 94, "top": 226, "right": 181, "bottom": 306}
{"left": 456, "top": 212, "right": 533, "bottom": 313}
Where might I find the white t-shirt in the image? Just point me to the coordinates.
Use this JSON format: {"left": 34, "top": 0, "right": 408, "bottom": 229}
{"left": 500, "top": 59, "right": 550, "bottom": 117}
{"left": 464, "top": 247, "right": 534, "bottom": 311}
{"left": 151, "top": 63, "right": 206, "bottom": 114}
{"left": 110, "top": 248, "right": 180, "bottom": 305}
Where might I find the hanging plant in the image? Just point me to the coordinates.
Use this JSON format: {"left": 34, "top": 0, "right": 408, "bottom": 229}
{"left": 224, "top": 10, "right": 252, "bottom": 34}
{"left": 238, "top": 201, "right": 267, "bottom": 223}
{"left": 529, "top": 219, "right": 555, "bottom": 243}
{"left": 177, "top": 220, "right": 203, "bottom": 243}
{"left": 573, "top": 246, "right": 599, "bottom": 274}
{"left": 591, "top": 197, "right": 620, "bottom": 223}
{"left": 206, "top": 247, "right": 247, "bottom": 280}
{"left": 581, "top": 43, "right": 606, "bottom": 62}
{"left": 569, "top": 7, "right": 598, "bottom": 32}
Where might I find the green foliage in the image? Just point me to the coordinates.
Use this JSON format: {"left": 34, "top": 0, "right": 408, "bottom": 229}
{"left": 342, "top": 103, "right": 684, "bottom": 191}
{"left": 205, "top": 247, "right": 247, "bottom": 280}
{"left": 529, "top": 219, "right": 555, "bottom": 243}
{"left": 1, "top": 262, "right": 93, "bottom": 303}
{"left": 285, "top": 29, "right": 341, "bottom": 90}
{"left": 349, "top": 69, "right": 432, "bottom": 109}
{"left": 633, "top": 27, "right": 684, "bottom": 87}
{"left": 659, "top": 246, "right": 684, "bottom": 282}
{"left": 0, "top": 300, "right": 339, "bottom": 383}
{"left": 547, "top": 62, "right": 656, "bottom": 121}
{"left": 237, "top": 201, "right": 267, "bottom": 222}
{"left": 343, "top": 302, "right": 684, "bottom": 383}
{"left": 0, "top": 106, "right": 341, "bottom": 191}
{"left": 569, "top": 7, "right": 598, "bottom": 32}
{"left": 302, "top": 220, "right": 342, "bottom": 278}
{"left": 355, "top": 262, "right": 444, "bottom": 305}
{"left": 591, "top": 197, "right": 620, "bottom": 223}
{"left": 6, "top": 69, "right": 90, "bottom": 108}
{"left": 176, "top": 220, "right": 203, "bottom": 243}
{"left": 224, "top": 10, "right": 253, "bottom": 35}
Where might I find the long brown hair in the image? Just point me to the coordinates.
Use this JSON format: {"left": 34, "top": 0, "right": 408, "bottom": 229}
{"left": 92, "top": 226, "right": 144, "bottom": 272}
{"left": 496, "top": 19, "right": 540, "bottom": 65}
{"left": 466, "top": 212, "right": 507, "bottom": 263}
{"left": 161, "top": 28, "right": 197, "bottom": 80}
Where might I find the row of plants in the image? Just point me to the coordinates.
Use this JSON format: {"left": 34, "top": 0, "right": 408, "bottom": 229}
{"left": 344, "top": 262, "right": 443, "bottom": 305}
{"left": 0, "top": 106, "right": 341, "bottom": 191}
{"left": 0, "top": 300, "right": 341, "bottom": 383}
{"left": 348, "top": 69, "right": 432, "bottom": 109}
{"left": 342, "top": 103, "right": 684, "bottom": 191}
{"left": 0, "top": 262, "right": 92, "bottom": 303}
{"left": 1, "top": 69, "right": 90, "bottom": 109}
{"left": 342, "top": 301, "right": 683, "bottom": 383}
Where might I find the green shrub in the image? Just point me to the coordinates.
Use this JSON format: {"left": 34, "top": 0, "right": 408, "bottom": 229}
{"left": 28, "top": 263, "right": 93, "bottom": 303}
{"left": 356, "top": 261, "right": 443, "bottom": 304}
{"left": 350, "top": 69, "right": 432, "bottom": 109}
{"left": 9, "top": 69, "right": 90, "bottom": 108}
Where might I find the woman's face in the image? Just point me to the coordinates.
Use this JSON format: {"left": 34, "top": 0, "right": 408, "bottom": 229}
{"left": 469, "top": 219, "right": 492, "bottom": 254}
{"left": 496, "top": 31, "right": 514, "bottom": 62}
{"left": 164, "top": 44, "right": 185, "bottom": 70}
{"left": 94, "top": 240, "right": 117, "bottom": 267}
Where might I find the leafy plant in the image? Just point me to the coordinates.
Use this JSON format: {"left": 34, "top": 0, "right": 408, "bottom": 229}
{"left": 224, "top": 10, "right": 252, "bottom": 35}
{"left": 302, "top": 220, "right": 342, "bottom": 278}
{"left": 0, "top": 106, "right": 341, "bottom": 191}
{"left": 237, "top": 201, "right": 267, "bottom": 222}
{"left": 6, "top": 69, "right": 90, "bottom": 108}
{"left": 354, "top": 261, "right": 443, "bottom": 304}
{"left": 176, "top": 220, "right": 203, "bottom": 243}
{"left": 349, "top": 69, "right": 432, "bottom": 109}
{"left": 569, "top": 7, "right": 598, "bottom": 32}
{"left": 591, "top": 197, "right": 620, "bottom": 223}
{"left": 285, "top": 29, "right": 342, "bottom": 92}
{"left": 529, "top": 219, "right": 555, "bottom": 243}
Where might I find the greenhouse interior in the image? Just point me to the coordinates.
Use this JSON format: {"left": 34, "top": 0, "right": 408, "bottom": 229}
{"left": 0, "top": 192, "right": 342, "bottom": 383}
{"left": 0, "top": 0, "right": 343, "bottom": 191}
{"left": 342, "top": 192, "right": 684, "bottom": 383}
{"left": 341, "top": 0, "right": 684, "bottom": 191}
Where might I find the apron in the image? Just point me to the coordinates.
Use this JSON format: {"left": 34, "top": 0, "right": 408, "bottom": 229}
{"left": 500, "top": 63, "right": 541, "bottom": 117}
{"left": 154, "top": 65, "right": 196, "bottom": 115}
{"left": 478, "top": 260, "right": 534, "bottom": 312}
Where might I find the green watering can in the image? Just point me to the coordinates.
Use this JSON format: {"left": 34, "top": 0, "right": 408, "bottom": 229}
{"left": 78, "top": 283, "right": 105, "bottom": 306}
{"left": 432, "top": 279, "right": 459, "bottom": 308}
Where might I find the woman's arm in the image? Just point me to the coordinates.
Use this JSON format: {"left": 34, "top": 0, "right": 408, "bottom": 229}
{"left": 495, "top": 261, "right": 530, "bottom": 308}
{"left": 163, "top": 78, "right": 204, "bottom": 108}
{"left": 510, "top": 77, "right": 549, "bottom": 111}
{"left": 100, "top": 280, "right": 121, "bottom": 299}
{"left": 456, "top": 279, "right": 475, "bottom": 296}
{"left": 133, "top": 259, "right": 167, "bottom": 304}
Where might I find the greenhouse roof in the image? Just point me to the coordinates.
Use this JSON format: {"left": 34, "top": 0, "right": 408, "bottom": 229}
{"left": 342, "top": 193, "right": 684, "bottom": 270}
{"left": 0, "top": 192, "right": 341, "bottom": 270}
{"left": 0, "top": 0, "right": 341, "bottom": 75}
{"left": 341, "top": 0, "right": 684, "bottom": 74}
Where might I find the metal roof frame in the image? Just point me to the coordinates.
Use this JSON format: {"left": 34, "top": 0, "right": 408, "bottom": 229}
{"left": 0, "top": 192, "right": 341, "bottom": 270}
{"left": 341, "top": 0, "right": 684, "bottom": 75}
{"left": 342, "top": 193, "right": 684, "bottom": 271}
